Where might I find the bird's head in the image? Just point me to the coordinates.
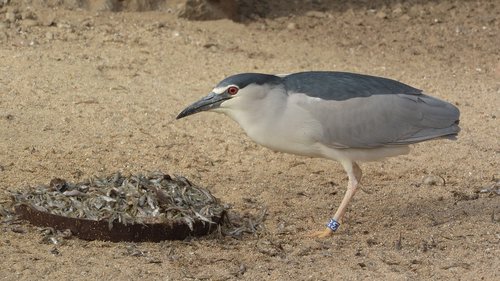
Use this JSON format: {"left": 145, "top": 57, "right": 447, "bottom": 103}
{"left": 176, "top": 73, "right": 282, "bottom": 119}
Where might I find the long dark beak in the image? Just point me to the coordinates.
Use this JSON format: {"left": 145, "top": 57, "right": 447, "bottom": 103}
{"left": 176, "top": 92, "right": 231, "bottom": 119}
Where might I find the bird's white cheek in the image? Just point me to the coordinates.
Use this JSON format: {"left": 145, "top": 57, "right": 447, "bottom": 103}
{"left": 219, "top": 96, "right": 241, "bottom": 108}
{"left": 211, "top": 107, "right": 228, "bottom": 115}
{"left": 215, "top": 97, "right": 243, "bottom": 116}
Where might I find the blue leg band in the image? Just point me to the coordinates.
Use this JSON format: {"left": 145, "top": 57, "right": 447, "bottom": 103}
{"left": 326, "top": 219, "right": 340, "bottom": 232}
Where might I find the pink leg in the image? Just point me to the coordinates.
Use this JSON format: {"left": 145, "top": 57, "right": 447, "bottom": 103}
{"left": 309, "top": 161, "right": 363, "bottom": 238}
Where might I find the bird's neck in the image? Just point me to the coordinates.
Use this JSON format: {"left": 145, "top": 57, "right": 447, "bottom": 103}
{"left": 222, "top": 89, "right": 287, "bottom": 143}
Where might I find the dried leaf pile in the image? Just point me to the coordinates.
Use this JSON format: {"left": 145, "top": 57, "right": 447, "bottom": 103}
{"left": 11, "top": 172, "right": 226, "bottom": 230}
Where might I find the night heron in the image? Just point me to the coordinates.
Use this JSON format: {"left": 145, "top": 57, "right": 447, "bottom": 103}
{"left": 177, "top": 71, "right": 460, "bottom": 237}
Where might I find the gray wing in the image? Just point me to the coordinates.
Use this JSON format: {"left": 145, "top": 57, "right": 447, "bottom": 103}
{"left": 283, "top": 71, "right": 422, "bottom": 101}
{"left": 287, "top": 73, "right": 460, "bottom": 148}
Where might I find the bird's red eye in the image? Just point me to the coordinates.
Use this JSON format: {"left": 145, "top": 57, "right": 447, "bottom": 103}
{"left": 227, "top": 86, "right": 239, "bottom": 95}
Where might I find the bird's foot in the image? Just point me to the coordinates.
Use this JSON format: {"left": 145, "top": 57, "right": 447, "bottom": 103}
{"left": 307, "top": 219, "right": 340, "bottom": 238}
{"left": 308, "top": 227, "right": 334, "bottom": 238}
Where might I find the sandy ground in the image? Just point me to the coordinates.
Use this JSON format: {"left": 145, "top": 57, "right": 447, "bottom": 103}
{"left": 0, "top": 1, "right": 499, "bottom": 280}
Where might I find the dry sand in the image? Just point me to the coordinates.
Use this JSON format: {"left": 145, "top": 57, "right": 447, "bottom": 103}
{"left": 0, "top": 1, "right": 499, "bottom": 280}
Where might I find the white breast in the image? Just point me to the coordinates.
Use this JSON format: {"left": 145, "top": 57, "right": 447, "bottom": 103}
{"left": 221, "top": 88, "right": 324, "bottom": 157}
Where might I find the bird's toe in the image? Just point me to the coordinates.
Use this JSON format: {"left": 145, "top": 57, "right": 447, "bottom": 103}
{"left": 307, "top": 227, "right": 334, "bottom": 238}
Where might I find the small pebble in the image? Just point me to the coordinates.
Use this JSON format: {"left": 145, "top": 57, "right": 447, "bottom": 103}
{"left": 287, "top": 22, "right": 297, "bottom": 30}
{"left": 400, "top": 14, "right": 411, "bottom": 21}
{"left": 375, "top": 11, "right": 387, "bottom": 19}
{"left": 21, "top": 10, "right": 36, "bottom": 20}
{"left": 392, "top": 7, "right": 403, "bottom": 15}
{"left": 56, "top": 22, "right": 71, "bottom": 29}
{"left": 305, "top": 11, "right": 327, "bottom": 18}
{"left": 422, "top": 175, "right": 445, "bottom": 186}
{"left": 408, "top": 6, "right": 423, "bottom": 18}
{"left": 5, "top": 12, "right": 17, "bottom": 23}
{"left": 21, "top": 19, "right": 38, "bottom": 28}
{"left": 40, "top": 14, "right": 56, "bottom": 26}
